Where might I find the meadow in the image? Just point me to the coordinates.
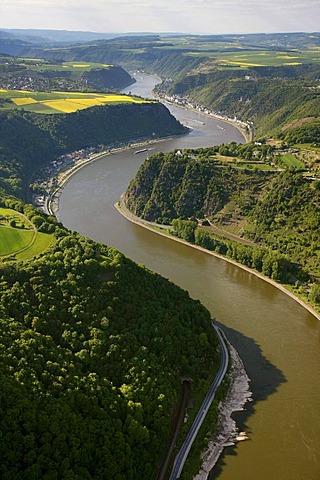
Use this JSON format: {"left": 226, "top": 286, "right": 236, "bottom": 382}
{"left": 186, "top": 48, "right": 320, "bottom": 69}
{"left": 278, "top": 153, "right": 306, "bottom": 169}
{"left": 0, "top": 90, "right": 150, "bottom": 114}
{"left": 17, "top": 59, "right": 114, "bottom": 72}
{"left": 0, "top": 208, "right": 54, "bottom": 259}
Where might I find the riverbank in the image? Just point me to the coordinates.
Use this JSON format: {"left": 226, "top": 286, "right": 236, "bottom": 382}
{"left": 45, "top": 134, "right": 182, "bottom": 217}
{"left": 116, "top": 195, "right": 320, "bottom": 322}
{"left": 115, "top": 196, "right": 253, "bottom": 477}
{"left": 194, "top": 341, "right": 252, "bottom": 480}
{"left": 154, "top": 92, "right": 251, "bottom": 143}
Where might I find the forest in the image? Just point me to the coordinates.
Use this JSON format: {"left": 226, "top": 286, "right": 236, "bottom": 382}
{"left": 0, "top": 102, "right": 186, "bottom": 199}
{"left": 0, "top": 196, "right": 220, "bottom": 479}
{"left": 0, "top": 52, "right": 218, "bottom": 478}
{"left": 125, "top": 149, "right": 320, "bottom": 307}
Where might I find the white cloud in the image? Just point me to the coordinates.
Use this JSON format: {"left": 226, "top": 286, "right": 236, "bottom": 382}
{"left": 0, "top": 0, "right": 319, "bottom": 33}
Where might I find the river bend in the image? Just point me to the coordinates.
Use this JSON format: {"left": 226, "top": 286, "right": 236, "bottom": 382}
{"left": 58, "top": 74, "right": 320, "bottom": 480}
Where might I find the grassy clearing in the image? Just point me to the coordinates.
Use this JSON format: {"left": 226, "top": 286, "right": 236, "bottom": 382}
{"left": 0, "top": 227, "right": 34, "bottom": 256}
{"left": 214, "top": 155, "right": 276, "bottom": 171}
{"left": 0, "top": 90, "right": 151, "bottom": 114}
{"left": 279, "top": 154, "right": 306, "bottom": 169}
{"left": 15, "top": 232, "right": 54, "bottom": 261}
{"left": 0, "top": 208, "right": 54, "bottom": 260}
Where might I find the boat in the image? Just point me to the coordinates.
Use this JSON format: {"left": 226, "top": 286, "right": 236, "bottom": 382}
{"left": 134, "top": 148, "right": 148, "bottom": 155}
{"left": 236, "top": 431, "right": 250, "bottom": 442}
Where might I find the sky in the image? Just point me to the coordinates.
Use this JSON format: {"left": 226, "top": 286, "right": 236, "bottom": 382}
{"left": 0, "top": 0, "right": 319, "bottom": 35}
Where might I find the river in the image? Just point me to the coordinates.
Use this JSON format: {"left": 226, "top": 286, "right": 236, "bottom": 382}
{"left": 58, "top": 74, "right": 320, "bottom": 480}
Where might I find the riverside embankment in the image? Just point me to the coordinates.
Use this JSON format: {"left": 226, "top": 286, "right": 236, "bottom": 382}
{"left": 116, "top": 195, "right": 320, "bottom": 322}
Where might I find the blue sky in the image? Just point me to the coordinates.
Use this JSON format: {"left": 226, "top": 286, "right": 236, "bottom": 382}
{"left": 1, "top": 0, "right": 319, "bottom": 34}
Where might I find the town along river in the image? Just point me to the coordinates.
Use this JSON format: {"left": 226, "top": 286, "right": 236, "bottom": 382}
{"left": 58, "top": 74, "right": 320, "bottom": 480}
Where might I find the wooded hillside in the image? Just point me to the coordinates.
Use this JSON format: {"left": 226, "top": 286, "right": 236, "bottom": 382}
{"left": 0, "top": 102, "right": 186, "bottom": 198}
{"left": 125, "top": 149, "right": 320, "bottom": 304}
{"left": 0, "top": 198, "right": 219, "bottom": 479}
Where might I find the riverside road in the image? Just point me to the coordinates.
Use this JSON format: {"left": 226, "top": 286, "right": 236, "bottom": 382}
{"left": 170, "top": 324, "right": 229, "bottom": 479}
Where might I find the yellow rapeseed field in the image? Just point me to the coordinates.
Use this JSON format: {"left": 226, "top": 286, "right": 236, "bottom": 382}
{"left": 277, "top": 55, "right": 299, "bottom": 59}
{"left": 66, "top": 98, "right": 104, "bottom": 107}
{"left": 42, "top": 100, "right": 88, "bottom": 113}
{"left": 99, "top": 95, "right": 146, "bottom": 103}
{"left": 220, "top": 60, "right": 265, "bottom": 67}
{"left": 11, "top": 97, "right": 38, "bottom": 106}
{"left": 0, "top": 88, "right": 150, "bottom": 113}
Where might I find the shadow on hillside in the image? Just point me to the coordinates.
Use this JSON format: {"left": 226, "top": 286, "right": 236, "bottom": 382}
{"left": 208, "top": 323, "right": 287, "bottom": 479}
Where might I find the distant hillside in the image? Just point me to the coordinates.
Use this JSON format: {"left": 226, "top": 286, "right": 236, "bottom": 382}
{"left": 0, "top": 56, "right": 135, "bottom": 91}
{"left": 0, "top": 28, "right": 121, "bottom": 44}
{"left": 0, "top": 102, "right": 186, "bottom": 198}
{"left": 165, "top": 65, "right": 320, "bottom": 138}
{"left": 2, "top": 33, "right": 319, "bottom": 138}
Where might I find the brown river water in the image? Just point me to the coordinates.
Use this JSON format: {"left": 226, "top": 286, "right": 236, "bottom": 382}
{"left": 58, "top": 74, "right": 320, "bottom": 480}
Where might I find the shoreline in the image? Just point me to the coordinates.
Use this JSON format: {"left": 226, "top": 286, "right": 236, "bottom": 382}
{"left": 116, "top": 201, "right": 253, "bottom": 477}
{"left": 154, "top": 92, "right": 251, "bottom": 143}
{"left": 45, "top": 134, "right": 182, "bottom": 217}
{"left": 194, "top": 340, "right": 252, "bottom": 479}
{"left": 45, "top": 80, "right": 249, "bottom": 217}
{"left": 116, "top": 195, "right": 320, "bottom": 322}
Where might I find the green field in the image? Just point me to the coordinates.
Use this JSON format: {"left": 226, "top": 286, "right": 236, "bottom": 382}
{"left": 0, "top": 226, "right": 34, "bottom": 256}
{"left": 279, "top": 153, "right": 306, "bottom": 169}
{"left": 17, "top": 59, "right": 114, "bottom": 72}
{"left": 0, "top": 89, "right": 151, "bottom": 114}
{"left": 186, "top": 48, "right": 320, "bottom": 70}
{"left": 0, "top": 208, "right": 54, "bottom": 259}
{"left": 15, "top": 231, "right": 54, "bottom": 260}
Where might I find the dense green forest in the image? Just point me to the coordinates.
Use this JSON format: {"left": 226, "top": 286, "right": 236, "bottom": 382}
{"left": 125, "top": 149, "right": 320, "bottom": 306}
{"left": 0, "top": 103, "right": 186, "bottom": 198}
{"left": 0, "top": 49, "right": 219, "bottom": 479}
{"left": 0, "top": 196, "right": 220, "bottom": 479}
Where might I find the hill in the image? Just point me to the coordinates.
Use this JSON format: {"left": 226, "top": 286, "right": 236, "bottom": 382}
{"left": 0, "top": 102, "right": 187, "bottom": 198}
{"left": 0, "top": 58, "right": 216, "bottom": 478}
{"left": 0, "top": 197, "right": 219, "bottom": 479}
{"left": 0, "top": 56, "right": 135, "bottom": 92}
{"left": 125, "top": 148, "right": 320, "bottom": 307}
{"left": 163, "top": 65, "right": 320, "bottom": 138}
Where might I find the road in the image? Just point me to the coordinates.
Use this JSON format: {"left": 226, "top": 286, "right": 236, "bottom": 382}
{"left": 169, "top": 323, "right": 229, "bottom": 480}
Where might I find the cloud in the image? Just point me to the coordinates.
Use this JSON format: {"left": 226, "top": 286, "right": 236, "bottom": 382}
{"left": 0, "top": 0, "right": 319, "bottom": 33}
